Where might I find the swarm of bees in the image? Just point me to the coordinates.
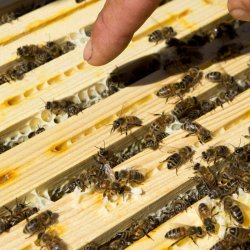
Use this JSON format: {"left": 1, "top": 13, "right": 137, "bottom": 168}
{"left": 49, "top": 161, "right": 146, "bottom": 202}
{"left": 0, "top": 199, "right": 39, "bottom": 235}
{"left": 0, "top": 40, "right": 75, "bottom": 85}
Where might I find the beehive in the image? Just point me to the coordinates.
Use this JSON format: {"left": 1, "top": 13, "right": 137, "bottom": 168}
{"left": 0, "top": 0, "right": 249, "bottom": 249}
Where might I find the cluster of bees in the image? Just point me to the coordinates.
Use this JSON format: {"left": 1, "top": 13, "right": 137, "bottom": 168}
{"left": 49, "top": 159, "right": 146, "bottom": 203}
{"left": 0, "top": 40, "right": 75, "bottom": 85}
{"left": 89, "top": 184, "right": 207, "bottom": 250}
{"left": 0, "top": 199, "right": 38, "bottom": 235}
{"left": 0, "top": 0, "right": 55, "bottom": 25}
{"left": 23, "top": 210, "right": 67, "bottom": 250}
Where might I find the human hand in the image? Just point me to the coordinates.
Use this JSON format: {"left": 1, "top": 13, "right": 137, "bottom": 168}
{"left": 84, "top": 0, "right": 250, "bottom": 66}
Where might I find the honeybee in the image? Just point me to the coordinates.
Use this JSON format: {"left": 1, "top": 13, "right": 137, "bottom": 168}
{"left": 60, "top": 41, "right": 76, "bottom": 54}
{"left": 48, "top": 187, "right": 64, "bottom": 202}
{"left": 148, "top": 27, "right": 176, "bottom": 44}
{"left": 45, "top": 41, "right": 63, "bottom": 58}
{"left": 111, "top": 116, "right": 142, "bottom": 135}
{"left": 17, "top": 44, "right": 40, "bottom": 58}
{"left": 198, "top": 203, "right": 217, "bottom": 234}
{"left": 165, "top": 226, "right": 205, "bottom": 246}
{"left": 84, "top": 24, "right": 93, "bottom": 37}
{"left": 143, "top": 131, "right": 166, "bottom": 150}
{"left": 115, "top": 169, "right": 145, "bottom": 185}
{"left": 94, "top": 142, "right": 118, "bottom": 167}
{"left": 180, "top": 109, "right": 202, "bottom": 123}
{"left": 179, "top": 67, "right": 203, "bottom": 88}
{"left": 202, "top": 145, "right": 231, "bottom": 163}
{"left": 0, "top": 73, "right": 9, "bottom": 84}
{"left": 227, "top": 227, "right": 250, "bottom": 243}
{"left": 214, "top": 89, "right": 239, "bottom": 107}
{"left": 150, "top": 112, "right": 174, "bottom": 134}
{"left": 200, "top": 99, "right": 217, "bottom": 114}
{"left": 83, "top": 242, "right": 98, "bottom": 250}
{"left": 0, "top": 143, "right": 11, "bottom": 154}
{"left": 37, "top": 232, "right": 67, "bottom": 250}
{"left": 0, "top": 12, "right": 16, "bottom": 25}
{"left": 172, "top": 96, "right": 200, "bottom": 119}
{"left": 181, "top": 121, "right": 212, "bottom": 144}
{"left": 65, "top": 103, "right": 83, "bottom": 117}
{"left": 208, "top": 22, "right": 237, "bottom": 41}
{"left": 28, "top": 127, "right": 45, "bottom": 138}
{"left": 193, "top": 163, "right": 217, "bottom": 189}
{"left": 108, "top": 239, "right": 129, "bottom": 249}
{"left": 233, "top": 143, "right": 250, "bottom": 163}
{"left": 23, "top": 210, "right": 58, "bottom": 235}
{"left": 216, "top": 43, "right": 243, "bottom": 61}
{"left": 33, "top": 49, "right": 52, "bottom": 66}
{"left": 131, "top": 218, "right": 155, "bottom": 241}
{"left": 161, "top": 146, "right": 195, "bottom": 173}
{"left": 210, "top": 234, "right": 239, "bottom": 250}
{"left": 103, "top": 181, "right": 131, "bottom": 200}
{"left": 223, "top": 196, "right": 244, "bottom": 224}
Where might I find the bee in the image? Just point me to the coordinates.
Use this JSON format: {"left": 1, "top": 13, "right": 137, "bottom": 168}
{"left": 150, "top": 113, "right": 174, "bottom": 134}
{"left": 111, "top": 116, "right": 142, "bottom": 135}
{"left": 193, "top": 163, "right": 217, "bottom": 189}
{"left": 131, "top": 219, "right": 155, "bottom": 241}
{"left": 143, "top": 131, "right": 167, "bottom": 150}
{"left": 94, "top": 142, "right": 118, "bottom": 167}
{"left": 0, "top": 73, "right": 9, "bottom": 84}
{"left": 198, "top": 203, "right": 217, "bottom": 234}
{"left": 45, "top": 100, "right": 63, "bottom": 115}
{"left": 0, "top": 12, "right": 16, "bottom": 25}
{"left": 23, "top": 210, "right": 58, "bottom": 235}
{"left": 84, "top": 24, "right": 93, "bottom": 37}
{"left": 187, "top": 33, "right": 210, "bottom": 47}
{"left": 65, "top": 103, "right": 82, "bottom": 117}
{"left": 201, "top": 145, "right": 231, "bottom": 163}
{"left": 17, "top": 44, "right": 40, "bottom": 58}
{"left": 60, "top": 41, "right": 76, "bottom": 54}
{"left": 233, "top": 143, "right": 250, "bottom": 163}
{"left": 180, "top": 109, "right": 202, "bottom": 123}
{"left": 48, "top": 187, "right": 64, "bottom": 202}
{"left": 62, "top": 177, "right": 86, "bottom": 194}
{"left": 214, "top": 89, "right": 239, "bottom": 107}
{"left": 45, "top": 41, "right": 63, "bottom": 58}
{"left": 165, "top": 226, "right": 205, "bottom": 246}
{"left": 34, "top": 49, "right": 52, "bottom": 66}
{"left": 181, "top": 121, "right": 212, "bottom": 144}
{"left": 28, "top": 127, "right": 45, "bottom": 138}
{"left": 200, "top": 99, "right": 217, "bottom": 114}
{"left": 161, "top": 146, "right": 195, "bottom": 173}
{"left": 179, "top": 67, "right": 203, "bottom": 89}
{"left": 216, "top": 43, "right": 243, "bottom": 61}
{"left": 83, "top": 242, "right": 98, "bottom": 250}
{"left": 148, "top": 27, "right": 176, "bottom": 44}
{"left": 210, "top": 234, "right": 239, "bottom": 250}
{"left": 208, "top": 22, "right": 237, "bottom": 41}
{"left": 0, "top": 217, "right": 10, "bottom": 234}
{"left": 103, "top": 181, "right": 131, "bottom": 200}
{"left": 172, "top": 96, "right": 200, "bottom": 119}
{"left": 115, "top": 169, "right": 145, "bottom": 185}
{"left": 108, "top": 239, "right": 129, "bottom": 249}
{"left": 223, "top": 196, "right": 244, "bottom": 224}
{"left": 0, "top": 144, "right": 11, "bottom": 154}
{"left": 227, "top": 227, "right": 250, "bottom": 243}
{"left": 37, "top": 232, "right": 67, "bottom": 250}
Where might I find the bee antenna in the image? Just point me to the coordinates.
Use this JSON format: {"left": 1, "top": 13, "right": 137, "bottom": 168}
{"left": 40, "top": 97, "right": 46, "bottom": 104}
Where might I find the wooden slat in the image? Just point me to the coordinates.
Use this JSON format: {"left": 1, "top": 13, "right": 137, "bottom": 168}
{"left": 0, "top": 53, "right": 248, "bottom": 208}
{"left": 0, "top": 0, "right": 229, "bottom": 135}
{"left": 127, "top": 190, "right": 250, "bottom": 250}
{"left": 0, "top": 88, "right": 249, "bottom": 250}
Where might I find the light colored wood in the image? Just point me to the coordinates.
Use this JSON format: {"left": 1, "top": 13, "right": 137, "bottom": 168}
{"left": 0, "top": 0, "right": 101, "bottom": 46}
{"left": 127, "top": 191, "right": 250, "bottom": 250}
{"left": 0, "top": 54, "right": 248, "bottom": 208}
{"left": 0, "top": 91, "right": 249, "bottom": 250}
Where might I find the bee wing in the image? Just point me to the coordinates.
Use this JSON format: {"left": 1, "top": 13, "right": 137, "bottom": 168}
{"left": 102, "top": 163, "right": 115, "bottom": 181}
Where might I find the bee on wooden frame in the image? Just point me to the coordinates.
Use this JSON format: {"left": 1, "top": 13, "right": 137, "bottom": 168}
{"left": 201, "top": 145, "right": 231, "bottom": 163}
{"left": 23, "top": 210, "right": 58, "bottom": 235}
{"left": 148, "top": 26, "right": 176, "bottom": 44}
{"left": 114, "top": 168, "right": 146, "bottom": 185}
{"left": 181, "top": 121, "right": 212, "bottom": 144}
{"left": 198, "top": 202, "right": 217, "bottom": 234}
{"left": 37, "top": 231, "right": 67, "bottom": 250}
{"left": 150, "top": 112, "right": 174, "bottom": 135}
{"left": 111, "top": 116, "right": 142, "bottom": 136}
{"left": 0, "top": 12, "right": 16, "bottom": 25}
{"left": 223, "top": 196, "right": 244, "bottom": 225}
{"left": 165, "top": 226, "right": 206, "bottom": 247}
{"left": 161, "top": 146, "right": 195, "bottom": 174}
{"left": 216, "top": 43, "right": 243, "bottom": 61}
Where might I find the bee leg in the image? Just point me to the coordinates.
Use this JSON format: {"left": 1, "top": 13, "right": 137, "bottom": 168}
{"left": 169, "top": 237, "right": 185, "bottom": 247}
{"left": 189, "top": 236, "right": 198, "bottom": 246}
{"left": 3, "top": 206, "right": 13, "bottom": 215}
{"left": 184, "top": 133, "right": 195, "bottom": 138}
{"left": 143, "top": 229, "right": 154, "bottom": 241}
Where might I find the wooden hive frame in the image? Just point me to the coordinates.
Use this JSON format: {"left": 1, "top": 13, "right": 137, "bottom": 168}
{"left": 0, "top": 0, "right": 249, "bottom": 249}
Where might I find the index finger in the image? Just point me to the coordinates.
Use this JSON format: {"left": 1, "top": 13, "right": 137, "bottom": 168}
{"left": 84, "top": 0, "right": 160, "bottom": 66}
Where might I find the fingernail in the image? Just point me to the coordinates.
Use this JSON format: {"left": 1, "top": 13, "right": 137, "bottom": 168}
{"left": 84, "top": 39, "right": 93, "bottom": 61}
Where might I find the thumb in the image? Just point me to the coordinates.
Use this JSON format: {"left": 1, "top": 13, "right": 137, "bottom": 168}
{"left": 228, "top": 0, "right": 250, "bottom": 21}
{"left": 84, "top": 0, "right": 160, "bottom": 66}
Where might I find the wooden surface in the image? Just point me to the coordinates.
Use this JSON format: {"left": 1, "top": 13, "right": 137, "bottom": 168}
{"left": 0, "top": 0, "right": 249, "bottom": 249}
